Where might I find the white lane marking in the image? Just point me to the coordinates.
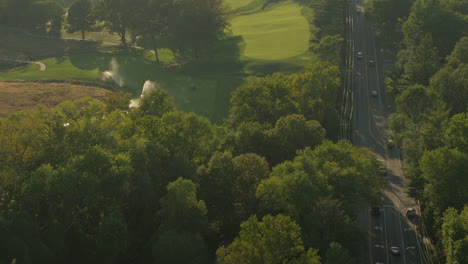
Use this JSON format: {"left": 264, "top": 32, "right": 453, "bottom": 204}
{"left": 371, "top": 25, "right": 382, "bottom": 108}
{"left": 383, "top": 206, "right": 389, "bottom": 264}
{"left": 369, "top": 208, "right": 373, "bottom": 264}
{"left": 397, "top": 206, "right": 407, "bottom": 264}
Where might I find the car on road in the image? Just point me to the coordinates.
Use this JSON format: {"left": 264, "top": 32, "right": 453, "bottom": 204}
{"left": 372, "top": 90, "right": 378, "bottom": 97}
{"left": 378, "top": 165, "right": 386, "bottom": 175}
{"left": 390, "top": 247, "right": 400, "bottom": 256}
{"left": 387, "top": 138, "right": 395, "bottom": 149}
{"left": 356, "top": 8, "right": 360, "bottom": 13}
{"left": 406, "top": 208, "right": 416, "bottom": 217}
{"left": 371, "top": 207, "right": 381, "bottom": 216}
{"left": 357, "top": 51, "right": 363, "bottom": 59}
{"left": 368, "top": 60, "right": 375, "bottom": 67}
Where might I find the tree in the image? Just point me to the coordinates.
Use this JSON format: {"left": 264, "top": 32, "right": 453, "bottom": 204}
{"left": 446, "top": 36, "right": 468, "bottom": 69}
{"left": 228, "top": 73, "right": 290, "bottom": 126}
{"left": 228, "top": 62, "right": 341, "bottom": 137}
{"left": 155, "top": 178, "right": 209, "bottom": 263}
{"left": 231, "top": 153, "right": 270, "bottom": 219}
{"left": 138, "top": 88, "right": 175, "bottom": 117}
{"left": 402, "top": 0, "right": 466, "bottom": 56}
{"left": 146, "top": 111, "right": 223, "bottom": 166}
{"left": 403, "top": 34, "right": 439, "bottom": 86}
{"left": 158, "top": 177, "right": 207, "bottom": 233}
{"left": 396, "top": 85, "right": 439, "bottom": 123}
{"left": 441, "top": 207, "right": 468, "bottom": 264}
{"left": 419, "top": 101, "right": 450, "bottom": 150}
{"left": 104, "top": 91, "right": 133, "bottom": 112}
{"left": 364, "top": 0, "right": 412, "bottom": 44}
{"left": 265, "top": 114, "right": 325, "bottom": 165}
{"left": 216, "top": 214, "right": 321, "bottom": 264}
{"left": 445, "top": 113, "right": 468, "bottom": 153}
{"left": 420, "top": 147, "right": 468, "bottom": 216}
{"left": 257, "top": 141, "right": 380, "bottom": 251}
{"left": 197, "top": 151, "right": 269, "bottom": 244}
{"left": 309, "top": 35, "right": 343, "bottom": 65}
{"left": 430, "top": 65, "right": 468, "bottom": 115}
{"left": 313, "top": 0, "right": 344, "bottom": 36}
{"left": 95, "top": 0, "right": 137, "bottom": 46}
{"left": 26, "top": 1, "right": 64, "bottom": 35}
{"left": 67, "top": 0, "right": 95, "bottom": 40}
{"left": 325, "top": 242, "right": 355, "bottom": 264}
{"left": 153, "top": 230, "right": 209, "bottom": 264}
{"left": 232, "top": 121, "right": 271, "bottom": 156}
{"left": 166, "top": 0, "right": 230, "bottom": 58}
{"left": 96, "top": 206, "right": 128, "bottom": 263}
{"left": 131, "top": 0, "right": 170, "bottom": 61}
{"left": 430, "top": 37, "right": 468, "bottom": 114}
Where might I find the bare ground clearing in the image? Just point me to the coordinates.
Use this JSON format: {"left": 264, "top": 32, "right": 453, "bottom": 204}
{"left": 0, "top": 81, "right": 108, "bottom": 117}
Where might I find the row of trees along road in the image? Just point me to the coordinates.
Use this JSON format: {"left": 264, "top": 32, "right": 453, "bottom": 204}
{"left": 0, "top": 60, "right": 385, "bottom": 264}
{"left": 368, "top": 0, "right": 468, "bottom": 262}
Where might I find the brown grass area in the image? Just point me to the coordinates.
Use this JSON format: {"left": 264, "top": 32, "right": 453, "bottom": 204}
{"left": 0, "top": 81, "right": 108, "bottom": 117}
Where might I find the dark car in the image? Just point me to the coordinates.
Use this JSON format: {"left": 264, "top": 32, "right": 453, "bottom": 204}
{"left": 406, "top": 208, "right": 416, "bottom": 217}
{"left": 371, "top": 207, "right": 381, "bottom": 216}
{"left": 368, "top": 60, "right": 375, "bottom": 67}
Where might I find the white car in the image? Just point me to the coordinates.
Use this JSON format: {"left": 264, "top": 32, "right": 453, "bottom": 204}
{"left": 391, "top": 247, "right": 400, "bottom": 256}
{"left": 357, "top": 51, "right": 363, "bottom": 59}
{"left": 372, "top": 90, "right": 378, "bottom": 97}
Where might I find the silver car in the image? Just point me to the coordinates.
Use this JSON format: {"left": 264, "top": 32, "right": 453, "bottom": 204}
{"left": 391, "top": 247, "right": 400, "bottom": 256}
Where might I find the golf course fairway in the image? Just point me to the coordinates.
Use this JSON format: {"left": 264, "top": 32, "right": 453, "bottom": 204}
{"left": 231, "top": 0, "right": 310, "bottom": 60}
{"left": 225, "top": 0, "right": 254, "bottom": 10}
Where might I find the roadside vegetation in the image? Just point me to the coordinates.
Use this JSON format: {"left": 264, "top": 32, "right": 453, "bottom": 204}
{"left": 0, "top": 0, "right": 391, "bottom": 263}
{"left": 366, "top": 0, "right": 468, "bottom": 263}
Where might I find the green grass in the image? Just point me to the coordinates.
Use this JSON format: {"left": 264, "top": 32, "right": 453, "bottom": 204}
{"left": 0, "top": 0, "right": 317, "bottom": 123}
{"left": 0, "top": 43, "right": 243, "bottom": 122}
{"left": 231, "top": 0, "right": 310, "bottom": 60}
{"left": 232, "top": 0, "right": 268, "bottom": 15}
{"left": 225, "top": 0, "right": 255, "bottom": 10}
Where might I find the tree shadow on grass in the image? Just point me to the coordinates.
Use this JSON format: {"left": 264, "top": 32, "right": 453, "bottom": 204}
{"left": 66, "top": 35, "right": 246, "bottom": 123}
{"left": 147, "top": 35, "right": 247, "bottom": 123}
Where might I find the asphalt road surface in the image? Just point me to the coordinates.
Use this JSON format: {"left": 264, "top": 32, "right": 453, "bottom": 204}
{"left": 351, "top": 1, "right": 424, "bottom": 264}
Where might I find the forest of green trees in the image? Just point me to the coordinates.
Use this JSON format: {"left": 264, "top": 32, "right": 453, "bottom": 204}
{"left": 0, "top": 61, "right": 387, "bottom": 263}
{"left": 1, "top": 0, "right": 467, "bottom": 263}
{"left": 0, "top": 3, "right": 372, "bottom": 260}
{"left": 367, "top": 0, "right": 467, "bottom": 262}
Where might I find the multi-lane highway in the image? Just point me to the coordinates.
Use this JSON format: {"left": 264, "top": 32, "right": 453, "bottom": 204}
{"left": 350, "top": 1, "right": 424, "bottom": 264}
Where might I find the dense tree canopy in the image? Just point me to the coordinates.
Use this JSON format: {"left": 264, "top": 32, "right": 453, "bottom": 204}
{"left": 441, "top": 206, "right": 468, "bottom": 264}
{"left": 402, "top": 0, "right": 467, "bottom": 56}
{"left": 216, "top": 214, "right": 322, "bottom": 264}
{"left": 228, "top": 61, "right": 340, "bottom": 139}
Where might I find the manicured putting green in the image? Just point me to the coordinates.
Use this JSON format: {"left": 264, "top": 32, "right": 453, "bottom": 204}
{"left": 224, "top": 0, "right": 254, "bottom": 10}
{"left": 231, "top": 1, "right": 310, "bottom": 60}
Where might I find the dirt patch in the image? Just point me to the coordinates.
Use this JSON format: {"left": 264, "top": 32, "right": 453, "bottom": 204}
{"left": 0, "top": 81, "right": 109, "bottom": 117}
